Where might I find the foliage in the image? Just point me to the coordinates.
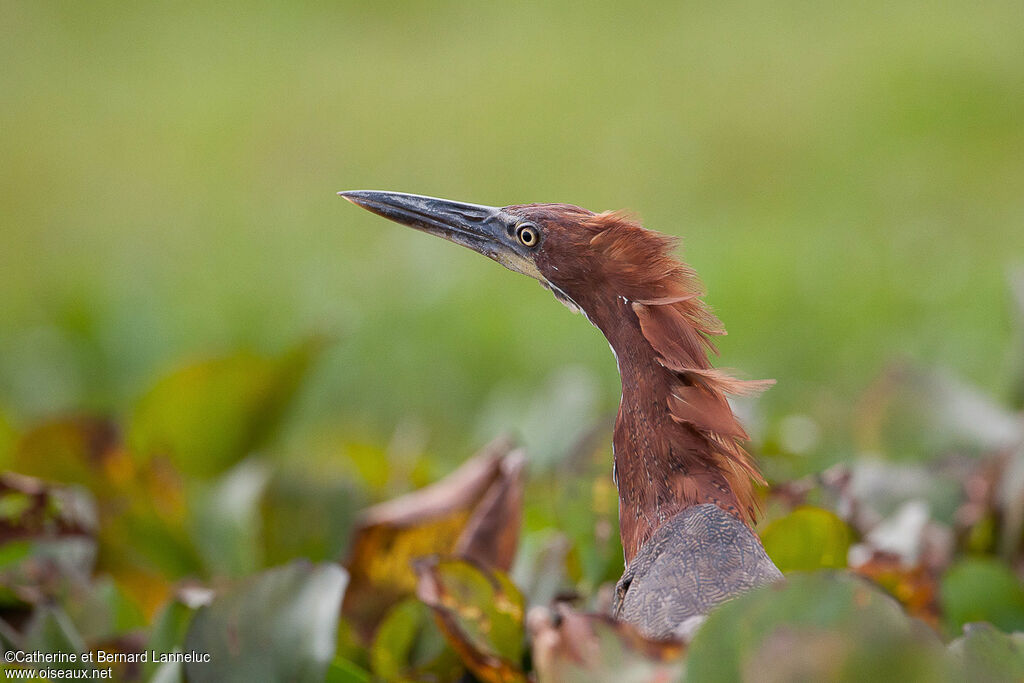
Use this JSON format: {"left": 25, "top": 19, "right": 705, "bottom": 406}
{"left": 3, "top": 2, "right": 1024, "bottom": 680}
{"left": 183, "top": 561, "right": 347, "bottom": 683}
{"left": 0, "top": 320, "right": 1022, "bottom": 681}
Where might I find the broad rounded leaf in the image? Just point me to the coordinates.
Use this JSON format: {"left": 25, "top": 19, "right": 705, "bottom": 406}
{"left": 184, "top": 561, "right": 347, "bottom": 683}
{"left": 370, "top": 598, "right": 460, "bottom": 682}
{"left": 191, "top": 459, "right": 271, "bottom": 577}
{"left": 128, "top": 339, "right": 323, "bottom": 478}
{"left": 761, "top": 506, "right": 852, "bottom": 572}
{"left": 20, "top": 606, "right": 92, "bottom": 673}
{"left": 142, "top": 588, "right": 211, "bottom": 680}
{"left": 687, "top": 572, "right": 955, "bottom": 682}
{"left": 948, "top": 622, "right": 1024, "bottom": 681}
{"left": 941, "top": 558, "right": 1024, "bottom": 634}
{"left": 261, "top": 468, "right": 367, "bottom": 569}
{"left": 11, "top": 417, "right": 121, "bottom": 490}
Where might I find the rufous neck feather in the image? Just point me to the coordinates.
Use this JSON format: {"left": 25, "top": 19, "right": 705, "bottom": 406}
{"left": 577, "top": 212, "right": 773, "bottom": 563}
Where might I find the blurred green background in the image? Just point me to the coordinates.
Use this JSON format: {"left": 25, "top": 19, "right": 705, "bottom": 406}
{"left": 3, "top": 1, "right": 1022, "bottom": 469}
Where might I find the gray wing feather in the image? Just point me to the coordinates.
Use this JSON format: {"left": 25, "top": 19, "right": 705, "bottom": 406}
{"left": 613, "top": 504, "right": 783, "bottom": 639}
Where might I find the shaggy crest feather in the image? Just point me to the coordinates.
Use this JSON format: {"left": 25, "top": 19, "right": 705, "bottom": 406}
{"left": 582, "top": 211, "right": 774, "bottom": 556}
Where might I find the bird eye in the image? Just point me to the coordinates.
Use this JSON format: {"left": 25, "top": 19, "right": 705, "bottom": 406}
{"left": 516, "top": 223, "right": 539, "bottom": 248}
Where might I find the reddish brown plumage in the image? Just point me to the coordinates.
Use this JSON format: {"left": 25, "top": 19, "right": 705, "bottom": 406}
{"left": 507, "top": 205, "right": 773, "bottom": 563}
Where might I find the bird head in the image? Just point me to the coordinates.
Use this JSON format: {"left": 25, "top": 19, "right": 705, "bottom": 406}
{"left": 338, "top": 190, "right": 693, "bottom": 318}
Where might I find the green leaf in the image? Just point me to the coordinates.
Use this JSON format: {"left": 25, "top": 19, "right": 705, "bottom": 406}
{"left": 261, "top": 467, "right": 366, "bottom": 568}
{"left": 414, "top": 558, "right": 527, "bottom": 683}
{"left": 183, "top": 560, "right": 347, "bottom": 683}
{"left": 21, "top": 606, "right": 92, "bottom": 673}
{"left": 324, "top": 656, "right": 372, "bottom": 683}
{"left": 761, "top": 506, "right": 852, "bottom": 572}
{"left": 687, "top": 572, "right": 955, "bottom": 682}
{"left": 191, "top": 459, "right": 271, "bottom": 577}
{"left": 941, "top": 558, "right": 1024, "bottom": 634}
{"left": 948, "top": 622, "right": 1024, "bottom": 682}
{"left": 64, "top": 575, "right": 145, "bottom": 642}
{"left": 0, "top": 540, "right": 32, "bottom": 570}
{"left": 127, "top": 338, "right": 324, "bottom": 478}
{"left": 150, "top": 660, "right": 185, "bottom": 683}
{"left": 9, "top": 417, "right": 118, "bottom": 489}
{"left": 370, "top": 598, "right": 460, "bottom": 682}
{"left": 143, "top": 593, "right": 205, "bottom": 679}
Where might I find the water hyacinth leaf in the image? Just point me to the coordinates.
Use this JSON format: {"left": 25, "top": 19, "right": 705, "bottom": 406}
{"left": 414, "top": 558, "right": 527, "bottom": 683}
{"left": 183, "top": 561, "right": 347, "bottom": 683}
{"left": 143, "top": 588, "right": 211, "bottom": 679}
{"left": 342, "top": 439, "right": 525, "bottom": 640}
{"left": 761, "top": 506, "right": 852, "bottom": 572}
{"left": 20, "top": 606, "right": 92, "bottom": 673}
{"left": 9, "top": 417, "right": 121, "bottom": 491}
{"left": 940, "top": 558, "right": 1024, "bottom": 633}
{"left": 149, "top": 660, "right": 185, "bottom": 683}
{"left": 261, "top": 469, "right": 367, "bottom": 568}
{"left": 687, "top": 573, "right": 954, "bottom": 682}
{"left": 128, "top": 338, "right": 325, "bottom": 478}
{"left": 948, "top": 622, "right": 1024, "bottom": 681}
{"left": 63, "top": 575, "right": 145, "bottom": 644}
{"left": 527, "top": 604, "right": 685, "bottom": 683}
{"left": 370, "top": 598, "right": 460, "bottom": 682}
{"left": 191, "top": 459, "right": 271, "bottom": 577}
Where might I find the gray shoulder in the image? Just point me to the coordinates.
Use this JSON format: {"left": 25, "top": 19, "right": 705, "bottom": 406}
{"left": 613, "top": 504, "right": 783, "bottom": 640}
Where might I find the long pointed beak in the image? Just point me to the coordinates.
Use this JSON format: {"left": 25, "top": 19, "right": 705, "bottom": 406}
{"left": 339, "top": 190, "right": 514, "bottom": 259}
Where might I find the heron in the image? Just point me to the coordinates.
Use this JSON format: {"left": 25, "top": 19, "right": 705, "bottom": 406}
{"left": 340, "top": 190, "right": 782, "bottom": 639}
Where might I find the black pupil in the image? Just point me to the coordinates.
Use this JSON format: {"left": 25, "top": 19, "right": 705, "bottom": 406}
{"left": 521, "top": 228, "right": 534, "bottom": 244}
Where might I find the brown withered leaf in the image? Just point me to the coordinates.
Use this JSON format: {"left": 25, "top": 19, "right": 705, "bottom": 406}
{"left": 342, "top": 437, "right": 526, "bottom": 640}
{"left": 0, "top": 472, "right": 97, "bottom": 544}
{"left": 414, "top": 557, "right": 527, "bottom": 683}
{"left": 852, "top": 552, "right": 941, "bottom": 628}
{"left": 527, "top": 603, "right": 685, "bottom": 683}
{"left": 0, "top": 472, "right": 98, "bottom": 612}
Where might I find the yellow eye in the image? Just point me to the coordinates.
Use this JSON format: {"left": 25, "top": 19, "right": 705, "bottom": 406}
{"left": 517, "top": 223, "right": 539, "bottom": 247}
